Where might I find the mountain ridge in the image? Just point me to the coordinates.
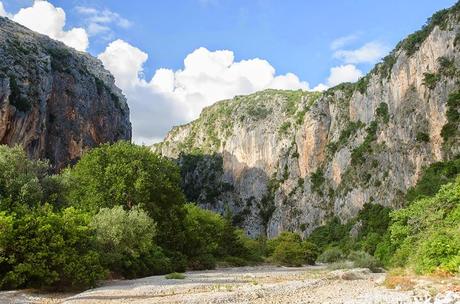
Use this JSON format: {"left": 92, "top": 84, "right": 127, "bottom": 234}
{"left": 156, "top": 2, "right": 460, "bottom": 237}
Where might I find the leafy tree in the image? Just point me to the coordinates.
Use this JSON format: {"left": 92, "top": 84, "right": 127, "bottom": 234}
{"left": 64, "top": 141, "right": 186, "bottom": 252}
{"left": 0, "top": 205, "right": 105, "bottom": 290}
{"left": 268, "top": 232, "right": 318, "bottom": 266}
{"left": 0, "top": 145, "right": 58, "bottom": 211}
{"left": 91, "top": 206, "right": 171, "bottom": 278}
{"left": 182, "top": 203, "right": 224, "bottom": 269}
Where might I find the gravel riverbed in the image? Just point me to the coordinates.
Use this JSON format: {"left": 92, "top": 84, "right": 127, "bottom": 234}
{"left": 1, "top": 266, "right": 458, "bottom": 304}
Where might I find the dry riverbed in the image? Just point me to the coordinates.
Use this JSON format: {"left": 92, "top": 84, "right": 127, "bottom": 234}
{"left": 1, "top": 266, "right": 459, "bottom": 304}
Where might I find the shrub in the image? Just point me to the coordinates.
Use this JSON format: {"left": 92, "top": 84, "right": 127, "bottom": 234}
{"left": 416, "top": 132, "right": 430, "bottom": 143}
{"left": 348, "top": 251, "right": 382, "bottom": 272}
{"left": 0, "top": 206, "right": 106, "bottom": 290}
{"left": 310, "top": 169, "right": 325, "bottom": 194}
{"left": 271, "top": 241, "right": 304, "bottom": 267}
{"left": 267, "top": 232, "right": 318, "bottom": 266}
{"left": 351, "top": 121, "right": 378, "bottom": 165}
{"left": 91, "top": 206, "right": 171, "bottom": 278}
{"left": 165, "top": 272, "right": 185, "bottom": 280}
{"left": 188, "top": 254, "right": 217, "bottom": 270}
{"left": 376, "top": 103, "right": 390, "bottom": 123}
{"left": 423, "top": 72, "right": 440, "bottom": 89}
{"left": 307, "top": 217, "right": 349, "bottom": 251}
{"left": 278, "top": 121, "right": 291, "bottom": 135}
{"left": 317, "top": 247, "right": 344, "bottom": 263}
{"left": 301, "top": 241, "right": 320, "bottom": 265}
{"left": 441, "top": 91, "right": 460, "bottom": 143}
{"left": 0, "top": 145, "right": 54, "bottom": 211}
{"left": 383, "top": 175, "right": 460, "bottom": 274}
{"left": 220, "top": 256, "right": 249, "bottom": 267}
{"left": 413, "top": 229, "right": 460, "bottom": 274}
{"left": 356, "top": 76, "right": 370, "bottom": 94}
{"left": 397, "top": 7, "right": 451, "bottom": 56}
{"left": 405, "top": 156, "right": 460, "bottom": 203}
{"left": 183, "top": 203, "right": 224, "bottom": 259}
{"left": 438, "top": 56, "right": 457, "bottom": 77}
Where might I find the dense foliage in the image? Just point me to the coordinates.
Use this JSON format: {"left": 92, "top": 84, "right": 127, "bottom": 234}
{"left": 308, "top": 157, "right": 460, "bottom": 276}
{"left": 64, "top": 142, "right": 186, "bottom": 253}
{"left": 375, "top": 176, "right": 460, "bottom": 274}
{"left": 0, "top": 144, "right": 264, "bottom": 290}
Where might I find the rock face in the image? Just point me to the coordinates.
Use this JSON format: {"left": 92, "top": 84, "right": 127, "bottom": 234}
{"left": 0, "top": 17, "right": 131, "bottom": 170}
{"left": 155, "top": 4, "right": 460, "bottom": 237}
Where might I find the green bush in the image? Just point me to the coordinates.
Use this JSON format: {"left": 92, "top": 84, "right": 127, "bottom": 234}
{"left": 310, "top": 169, "right": 325, "bottom": 194}
{"left": 91, "top": 206, "right": 171, "bottom": 278}
{"left": 301, "top": 241, "right": 320, "bottom": 265}
{"left": 165, "top": 272, "right": 185, "bottom": 280}
{"left": 317, "top": 247, "right": 344, "bottom": 263}
{"left": 183, "top": 203, "right": 224, "bottom": 260}
{"left": 381, "top": 176, "right": 460, "bottom": 274}
{"left": 351, "top": 121, "right": 378, "bottom": 165}
{"left": 0, "top": 145, "right": 56, "bottom": 211}
{"left": 267, "top": 232, "right": 318, "bottom": 266}
{"left": 220, "top": 256, "right": 249, "bottom": 267}
{"left": 348, "top": 251, "right": 382, "bottom": 272}
{"left": 307, "top": 217, "right": 350, "bottom": 251}
{"left": 0, "top": 205, "right": 106, "bottom": 290}
{"left": 414, "top": 229, "right": 460, "bottom": 274}
{"left": 376, "top": 103, "right": 390, "bottom": 123}
{"left": 188, "top": 254, "right": 217, "bottom": 270}
{"left": 416, "top": 132, "right": 430, "bottom": 143}
{"left": 441, "top": 91, "right": 460, "bottom": 143}
{"left": 405, "top": 156, "right": 460, "bottom": 203}
{"left": 272, "top": 241, "right": 304, "bottom": 266}
{"left": 422, "top": 72, "right": 440, "bottom": 89}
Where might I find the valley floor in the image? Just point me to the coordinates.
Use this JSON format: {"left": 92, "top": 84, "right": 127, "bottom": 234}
{"left": 1, "top": 266, "right": 459, "bottom": 304}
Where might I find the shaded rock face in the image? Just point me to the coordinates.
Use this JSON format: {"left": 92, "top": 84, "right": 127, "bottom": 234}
{"left": 0, "top": 17, "right": 131, "bottom": 170}
{"left": 156, "top": 5, "right": 460, "bottom": 237}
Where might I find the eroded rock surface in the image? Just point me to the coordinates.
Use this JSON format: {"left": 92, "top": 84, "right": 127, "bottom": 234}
{"left": 156, "top": 5, "right": 460, "bottom": 237}
{"left": 0, "top": 17, "right": 131, "bottom": 170}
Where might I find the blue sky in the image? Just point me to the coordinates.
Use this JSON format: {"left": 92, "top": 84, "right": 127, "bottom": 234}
{"left": 0, "top": 0, "right": 457, "bottom": 143}
{"left": 2, "top": 0, "right": 456, "bottom": 84}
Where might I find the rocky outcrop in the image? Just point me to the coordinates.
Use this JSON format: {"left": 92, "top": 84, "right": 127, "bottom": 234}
{"left": 155, "top": 3, "right": 460, "bottom": 237}
{"left": 0, "top": 17, "right": 131, "bottom": 170}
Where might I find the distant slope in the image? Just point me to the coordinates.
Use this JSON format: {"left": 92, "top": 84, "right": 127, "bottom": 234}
{"left": 155, "top": 2, "right": 460, "bottom": 237}
{"left": 0, "top": 17, "right": 131, "bottom": 170}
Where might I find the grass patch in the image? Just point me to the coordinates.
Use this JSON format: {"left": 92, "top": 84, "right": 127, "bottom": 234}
{"left": 165, "top": 272, "right": 186, "bottom": 280}
{"left": 384, "top": 275, "right": 416, "bottom": 290}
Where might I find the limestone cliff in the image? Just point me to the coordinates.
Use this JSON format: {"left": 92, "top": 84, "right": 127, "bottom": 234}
{"left": 0, "top": 17, "right": 131, "bottom": 170}
{"left": 155, "top": 3, "right": 460, "bottom": 237}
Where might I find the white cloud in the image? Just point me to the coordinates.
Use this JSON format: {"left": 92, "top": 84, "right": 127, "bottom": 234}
{"left": 98, "top": 40, "right": 309, "bottom": 143}
{"left": 8, "top": 0, "right": 88, "bottom": 51}
{"left": 326, "top": 64, "right": 363, "bottom": 86}
{"left": 313, "top": 64, "right": 363, "bottom": 90}
{"left": 330, "top": 34, "right": 358, "bottom": 50}
{"left": 334, "top": 41, "right": 388, "bottom": 64}
{"left": 76, "top": 6, "right": 132, "bottom": 38}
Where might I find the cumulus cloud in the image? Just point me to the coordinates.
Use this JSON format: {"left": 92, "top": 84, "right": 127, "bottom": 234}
{"left": 334, "top": 41, "right": 388, "bottom": 64}
{"left": 0, "top": 0, "right": 89, "bottom": 51}
{"left": 326, "top": 64, "right": 363, "bottom": 86}
{"left": 313, "top": 64, "right": 363, "bottom": 91}
{"left": 76, "top": 6, "right": 132, "bottom": 39}
{"left": 98, "top": 40, "right": 309, "bottom": 144}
